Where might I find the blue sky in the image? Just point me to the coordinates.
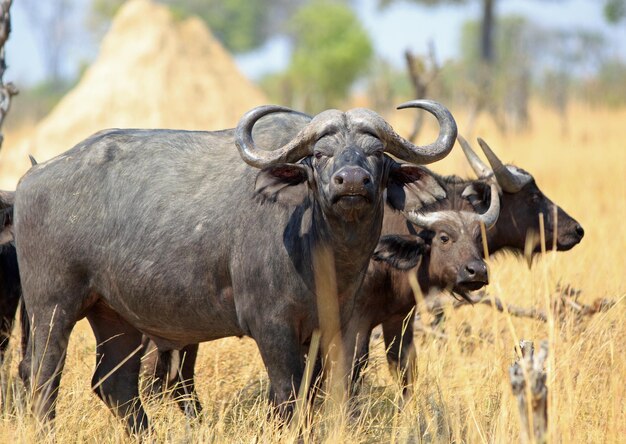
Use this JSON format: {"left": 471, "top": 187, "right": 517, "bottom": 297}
{"left": 6, "top": 0, "right": 626, "bottom": 85}
{"left": 238, "top": 0, "right": 626, "bottom": 79}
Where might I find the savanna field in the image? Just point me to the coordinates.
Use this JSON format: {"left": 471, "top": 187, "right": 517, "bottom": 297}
{"left": 0, "top": 102, "right": 624, "bottom": 442}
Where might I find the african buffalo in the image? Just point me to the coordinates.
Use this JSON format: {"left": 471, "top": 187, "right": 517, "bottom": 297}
{"left": 15, "top": 101, "right": 457, "bottom": 432}
{"left": 374, "top": 136, "right": 584, "bottom": 385}
{"left": 0, "top": 191, "right": 21, "bottom": 364}
{"left": 348, "top": 181, "right": 501, "bottom": 379}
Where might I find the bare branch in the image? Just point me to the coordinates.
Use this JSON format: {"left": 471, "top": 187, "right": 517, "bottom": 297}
{"left": 404, "top": 40, "right": 441, "bottom": 142}
{"left": 0, "top": 0, "right": 17, "bottom": 151}
{"left": 423, "top": 286, "right": 617, "bottom": 323}
{"left": 423, "top": 292, "right": 547, "bottom": 322}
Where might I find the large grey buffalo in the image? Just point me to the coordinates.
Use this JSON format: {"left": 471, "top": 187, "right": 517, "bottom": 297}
{"left": 15, "top": 101, "right": 457, "bottom": 432}
{"left": 371, "top": 136, "right": 584, "bottom": 386}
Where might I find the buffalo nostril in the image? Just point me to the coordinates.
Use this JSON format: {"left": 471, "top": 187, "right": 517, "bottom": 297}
{"left": 575, "top": 224, "right": 584, "bottom": 237}
{"left": 465, "top": 265, "right": 476, "bottom": 276}
{"left": 333, "top": 168, "right": 371, "bottom": 189}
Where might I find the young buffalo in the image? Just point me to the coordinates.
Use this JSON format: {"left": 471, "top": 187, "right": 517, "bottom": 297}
{"left": 347, "top": 181, "right": 500, "bottom": 387}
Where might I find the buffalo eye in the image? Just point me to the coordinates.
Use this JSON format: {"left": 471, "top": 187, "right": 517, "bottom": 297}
{"left": 372, "top": 149, "right": 383, "bottom": 158}
{"left": 314, "top": 151, "right": 324, "bottom": 160}
{"left": 439, "top": 233, "right": 450, "bottom": 244}
{"left": 530, "top": 192, "right": 541, "bottom": 203}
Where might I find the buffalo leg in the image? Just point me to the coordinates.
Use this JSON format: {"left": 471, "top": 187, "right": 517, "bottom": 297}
{"left": 87, "top": 303, "right": 148, "bottom": 435}
{"left": 0, "top": 293, "right": 19, "bottom": 363}
{"left": 168, "top": 345, "right": 202, "bottom": 418}
{"left": 140, "top": 338, "right": 169, "bottom": 401}
{"left": 382, "top": 313, "right": 417, "bottom": 393}
{"left": 305, "top": 324, "right": 370, "bottom": 399}
{"left": 342, "top": 321, "right": 372, "bottom": 393}
{"left": 139, "top": 337, "right": 162, "bottom": 396}
{"left": 254, "top": 326, "right": 304, "bottom": 422}
{"left": 141, "top": 341, "right": 202, "bottom": 419}
{"left": 18, "top": 304, "right": 75, "bottom": 426}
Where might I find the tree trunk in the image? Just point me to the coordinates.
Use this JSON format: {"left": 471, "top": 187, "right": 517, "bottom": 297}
{"left": 481, "top": 0, "right": 495, "bottom": 65}
{"left": 0, "top": 0, "right": 17, "bottom": 152}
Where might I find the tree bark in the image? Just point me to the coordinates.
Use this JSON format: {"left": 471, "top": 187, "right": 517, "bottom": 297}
{"left": 481, "top": 0, "right": 495, "bottom": 64}
{"left": 0, "top": 0, "right": 17, "bottom": 152}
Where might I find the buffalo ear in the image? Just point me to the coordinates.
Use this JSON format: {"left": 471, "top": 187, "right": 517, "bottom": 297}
{"left": 255, "top": 163, "right": 310, "bottom": 205}
{"left": 463, "top": 181, "right": 491, "bottom": 213}
{"left": 387, "top": 162, "right": 446, "bottom": 212}
{"left": 373, "top": 234, "right": 426, "bottom": 270}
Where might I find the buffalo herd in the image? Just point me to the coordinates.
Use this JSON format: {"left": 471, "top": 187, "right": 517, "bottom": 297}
{"left": 0, "top": 100, "right": 583, "bottom": 433}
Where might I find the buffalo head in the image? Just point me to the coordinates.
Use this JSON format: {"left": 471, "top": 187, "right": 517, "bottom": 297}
{"left": 236, "top": 101, "right": 457, "bottom": 220}
{"left": 459, "top": 136, "right": 584, "bottom": 254}
{"left": 373, "top": 183, "right": 501, "bottom": 300}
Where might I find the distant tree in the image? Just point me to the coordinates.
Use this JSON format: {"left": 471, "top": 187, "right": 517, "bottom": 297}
{"left": 90, "top": 0, "right": 306, "bottom": 53}
{"left": 285, "top": 1, "right": 373, "bottom": 112}
{"left": 21, "top": 0, "right": 78, "bottom": 85}
{"left": 379, "top": 0, "right": 495, "bottom": 66}
{"left": 379, "top": 0, "right": 498, "bottom": 133}
{"left": 539, "top": 28, "right": 605, "bottom": 132}
{"left": 452, "top": 15, "right": 539, "bottom": 132}
{"left": 379, "top": 0, "right": 611, "bottom": 132}
{"left": 604, "top": 0, "right": 626, "bottom": 23}
{"left": 578, "top": 59, "right": 626, "bottom": 107}
{"left": 89, "top": 0, "right": 124, "bottom": 36}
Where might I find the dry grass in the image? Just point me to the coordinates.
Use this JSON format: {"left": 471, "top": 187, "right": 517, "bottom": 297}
{"left": 0, "top": 102, "right": 624, "bottom": 442}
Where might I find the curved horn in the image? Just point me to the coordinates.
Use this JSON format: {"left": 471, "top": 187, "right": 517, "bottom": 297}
{"left": 382, "top": 99, "right": 457, "bottom": 164}
{"left": 235, "top": 105, "right": 320, "bottom": 169}
{"left": 403, "top": 209, "right": 441, "bottom": 230}
{"left": 458, "top": 135, "right": 491, "bottom": 178}
{"left": 476, "top": 183, "right": 501, "bottom": 229}
{"left": 477, "top": 137, "right": 531, "bottom": 193}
